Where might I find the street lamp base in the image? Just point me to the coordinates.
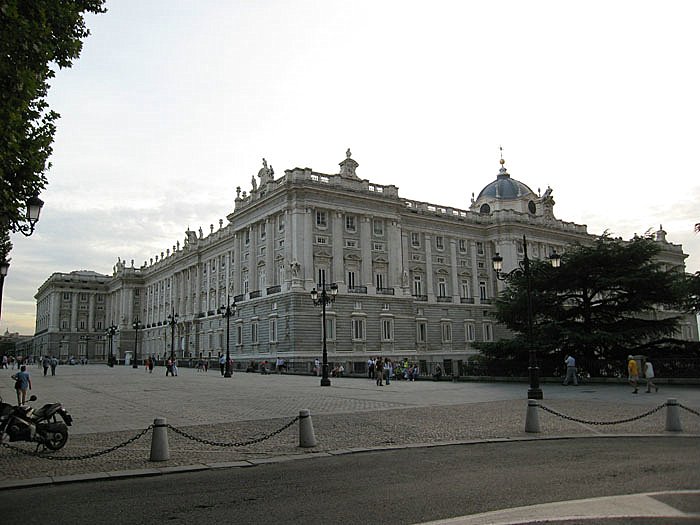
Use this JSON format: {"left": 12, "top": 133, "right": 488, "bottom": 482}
{"left": 320, "top": 377, "right": 331, "bottom": 387}
{"left": 527, "top": 388, "right": 543, "bottom": 400}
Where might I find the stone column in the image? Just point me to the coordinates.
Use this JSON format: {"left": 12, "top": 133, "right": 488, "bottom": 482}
{"left": 424, "top": 234, "right": 434, "bottom": 300}
{"left": 70, "top": 292, "right": 78, "bottom": 331}
{"left": 360, "top": 216, "right": 372, "bottom": 286}
{"left": 450, "top": 239, "right": 459, "bottom": 300}
{"left": 332, "top": 211, "right": 344, "bottom": 285}
{"left": 387, "top": 220, "right": 401, "bottom": 289}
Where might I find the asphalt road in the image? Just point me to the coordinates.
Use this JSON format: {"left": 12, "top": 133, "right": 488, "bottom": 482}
{"left": 3, "top": 436, "right": 698, "bottom": 525}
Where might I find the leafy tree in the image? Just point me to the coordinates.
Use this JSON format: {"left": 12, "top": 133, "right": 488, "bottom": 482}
{"left": 0, "top": 0, "right": 106, "bottom": 232}
{"left": 480, "top": 235, "right": 688, "bottom": 376}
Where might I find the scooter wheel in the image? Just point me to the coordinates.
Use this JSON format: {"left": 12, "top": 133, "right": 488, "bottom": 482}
{"left": 42, "top": 425, "right": 68, "bottom": 451}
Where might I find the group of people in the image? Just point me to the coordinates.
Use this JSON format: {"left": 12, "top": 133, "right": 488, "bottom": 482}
{"left": 41, "top": 356, "right": 59, "bottom": 377}
{"left": 562, "top": 353, "right": 659, "bottom": 394}
{"left": 367, "top": 357, "right": 420, "bottom": 386}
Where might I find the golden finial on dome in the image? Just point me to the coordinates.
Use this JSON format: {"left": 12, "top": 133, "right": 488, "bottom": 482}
{"left": 499, "top": 145, "right": 505, "bottom": 165}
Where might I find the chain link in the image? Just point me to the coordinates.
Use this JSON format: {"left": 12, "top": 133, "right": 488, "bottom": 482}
{"left": 679, "top": 404, "right": 700, "bottom": 417}
{"left": 166, "top": 415, "right": 300, "bottom": 447}
{"left": 538, "top": 402, "right": 667, "bottom": 426}
{"left": 0, "top": 425, "right": 154, "bottom": 461}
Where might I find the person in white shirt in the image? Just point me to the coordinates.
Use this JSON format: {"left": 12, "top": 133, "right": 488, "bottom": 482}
{"left": 644, "top": 360, "right": 658, "bottom": 393}
{"left": 563, "top": 354, "right": 578, "bottom": 386}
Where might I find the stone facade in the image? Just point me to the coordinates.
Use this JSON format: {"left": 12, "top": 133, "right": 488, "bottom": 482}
{"left": 31, "top": 152, "right": 699, "bottom": 370}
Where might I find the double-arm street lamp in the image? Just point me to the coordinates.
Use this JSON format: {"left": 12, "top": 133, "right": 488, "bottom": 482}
{"left": 219, "top": 298, "right": 236, "bottom": 378}
{"left": 106, "top": 324, "right": 118, "bottom": 367}
{"left": 166, "top": 310, "right": 178, "bottom": 362}
{"left": 492, "top": 235, "right": 560, "bottom": 400}
{"left": 310, "top": 276, "right": 338, "bottom": 387}
{"left": 132, "top": 318, "right": 144, "bottom": 368}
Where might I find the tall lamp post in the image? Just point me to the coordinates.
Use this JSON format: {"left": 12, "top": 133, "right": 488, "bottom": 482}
{"left": 0, "top": 259, "right": 9, "bottom": 322}
{"left": 310, "top": 276, "right": 338, "bottom": 387}
{"left": 219, "top": 298, "right": 236, "bottom": 378}
{"left": 132, "top": 318, "right": 143, "bottom": 368}
{"left": 492, "top": 235, "right": 560, "bottom": 400}
{"left": 106, "top": 324, "right": 118, "bottom": 367}
{"left": 167, "top": 310, "right": 178, "bottom": 362}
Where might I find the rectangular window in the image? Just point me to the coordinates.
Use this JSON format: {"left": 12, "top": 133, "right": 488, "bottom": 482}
{"left": 479, "top": 281, "right": 487, "bottom": 300}
{"left": 324, "top": 317, "right": 335, "bottom": 341}
{"left": 345, "top": 239, "right": 358, "bottom": 248}
{"left": 316, "top": 236, "right": 328, "bottom": 245}
{"left": 483, "top": 323, "right": 493, "bottom": 342}
{"left": 436, "top": 236, "right": 444, "bottom": 250}
{"left": 413, "top": 275, "right": 422, "bottom": 296}
{"left": 318, "top": 268, "right": 327, "bottom": 287}
{"left": 278, "top": 214, "right": 285, "bottom": 232}
{"left": 79, "top": 320, "right": 86, "bottom": 330}
{"left": 438, "top": 277, "right": 447, "bottom": 296}
{"left": 236, "top": 324, "right": 243, "bottom": 345}
{"left": 441, "top": 322, "right": 452, "bottom": 343}
{"left": 373, "top": 219, "right": 384, "bottom": 236}
{"left": 461, "top": 281, "right": 470, "bottom": 298}
{"left": 245, "top": 229, "right": 250, "bottom": 245}
{"left": 80, "top": 293, "right": 88, "bottom": 301}
{"left": 476, "top": 242, "right": 484, "bottom": 255}
{"left": 347, "top": 271, "right": 356, "bottom": 288}
{"left": 381, "top": 318, "right": 393, "bottom": 341}
{"left": 251, "top": 322, "right": 258, "bottom": 344}
{"left": 96, "top": 321, "right": 103, "bottom": 330}
{"left": 411, "top": 232, "right": 420, "bottom": 247}
{"left": 63, "top": 292, "right": 70, "bottom": 300}
{"left": 375, "top": 273, "right": 385, "bottom": 289}
{"left": 411, "top": 253, "right": 422, "bottom": 261}
{"left": 260, "top": 223, "right": 266, "bottom": 240}
{"left": 466, "top": 322, "right": 475, "bottom": 342}
{"left": 458, "top": 239, "right": 467, "bottom": 253}
{"left": 417, "top": 321, "right": 427, "bottom": 343}
{"left": 345, "top": 215, "right": 356, "bottom": 232}
{"left": 436, "top": 256, "right": 445, "bottom": 264}
{"left": 373, "top": 242, "right": 385, "bottom": 251}
{"left": 352, "top": 318, "right": 366, "bottom": 341}
{"left": 316, "top": 210, "right": 327, "bottom": 228}
{"left": 269, "top": 318, "right": 277, "bottom": 343}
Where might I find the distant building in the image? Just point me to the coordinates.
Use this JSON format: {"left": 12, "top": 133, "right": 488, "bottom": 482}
{"left": 0, "top": 328, "right": 33, "bottom": 357}
{"left": 31, "top": 152, "right": 699, "bottom": 372}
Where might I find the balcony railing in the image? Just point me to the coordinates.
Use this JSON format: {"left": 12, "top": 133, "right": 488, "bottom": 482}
{"left": 249, "top": 290, "right": 261, "bottom": 299}
{"left": 480, "top": 298, "right": 493, "bottom": 304}
{"left": 376, "top": 287, "right": 395, "bottom": 295}
{"left": 234, "top": 294, "right": 246, "bottom": 303}
{"left": 460, "top": 297, "right": 475, "bottom": 304}
{"left": 437, "top": 296, "right": 453, "bottom": 303}
{"left": 413, "top": 294, "right": 428, "bottom": 302}
{"left": 266, "top": 285, "right": 281, "bottom": 295}
{"left": 348, "top": 286, "right": 368, "bottom": 294}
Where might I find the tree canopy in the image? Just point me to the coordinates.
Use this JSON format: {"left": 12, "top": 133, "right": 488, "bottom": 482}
{"left": 477, "top": 235, "right": 690, "bottom": 376}
{"left": 0, "top": 0, "right": 106, "bottom": 232}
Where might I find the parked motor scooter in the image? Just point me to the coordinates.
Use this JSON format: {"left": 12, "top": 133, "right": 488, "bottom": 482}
{"left": 0, "top": 394, "right": 73, "bottom": 451}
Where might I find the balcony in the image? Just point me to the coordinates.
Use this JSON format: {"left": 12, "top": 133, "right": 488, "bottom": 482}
{"left": 207, "top": 310, "right": 216, "bottom": 316}
{"left": 480, "top": 298, "right": 493, "bottom": 305}
{"left": 437, "top": 296, "right": 453, "bottom": 303}
{"left": 413, "top": 295, "right": 428, "bottom": 302}
{"left": 266, "top": 285, "right": 281, "bottom": 295}
{"left": 249, "top": 290, "right": 261, "bottom": 299}
{"left": 460, "top": 297, "right": 475, "bottom": 304}
{"left": 376, "top": 287, "right": 395, "bottom": 295}
{"left": 234, "top": 294, "right": 246, "bottom": 303}
{"left": 348, "top": 286, "right": 368, "bottom": 294}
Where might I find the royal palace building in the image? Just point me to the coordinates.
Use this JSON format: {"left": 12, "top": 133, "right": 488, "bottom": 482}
{"left": 31, "top": 151, "right": 699, "bottom": 373}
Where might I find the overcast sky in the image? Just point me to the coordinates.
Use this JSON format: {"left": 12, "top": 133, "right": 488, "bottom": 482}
{"left": 3, "top": 0, "right": 699, "bottom": 335}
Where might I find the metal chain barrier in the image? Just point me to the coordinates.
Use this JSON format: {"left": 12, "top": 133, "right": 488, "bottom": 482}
{"left": 539, "top": 402, "right": 667, "bottom": 425}
{"left": 679, "top": 404, "right": 700, "bottom": 417}
{"left": 166, "top": 415, "right": 300, "bottom": 448}
{"left": 0, "top": 425, "right": 154, "bottom": 461}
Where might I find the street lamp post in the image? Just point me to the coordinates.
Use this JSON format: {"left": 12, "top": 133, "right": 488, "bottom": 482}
{"left": 166, "top": 310, "right": 178, "bottom": 362}
{"left": 0, "top": 259, "right": 9, "bottom": 322}
{"left": 3, "top": 195, "right": 44, "bottom": 237}
{"left": 106, "top": 324, "right": 118, "bottom": 367}
{"left": 219, "top": 298, "right": 236, "bottom": 378}
{"left": 310, "top": 275, "right": 338, "bottom": 387}
{"left": 132, "top": 318, "right": 143, "bottom": 368}
{"left": 492, "top": 235, "right": 560, "bottom": 400}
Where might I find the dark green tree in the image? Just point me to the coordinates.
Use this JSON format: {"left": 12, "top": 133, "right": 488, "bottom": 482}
{"left": 479, "top": 235, "right": 688, "bottom": 376}
{"left": 0, "top": 0, "right": 106, "bottom": 232}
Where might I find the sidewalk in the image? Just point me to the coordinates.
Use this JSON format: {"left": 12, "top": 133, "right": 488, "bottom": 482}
{"left": 1, "top": 364, "right": 699, "bottom": 487}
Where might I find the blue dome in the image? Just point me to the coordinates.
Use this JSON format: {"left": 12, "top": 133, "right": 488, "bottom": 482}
{"left": 477, "top": 167, "right": 535, "bottom": 200}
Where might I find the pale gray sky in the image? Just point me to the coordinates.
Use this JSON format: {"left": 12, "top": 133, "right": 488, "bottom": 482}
{"left": 3, "top": 0, "right": 699, "bottom": 334}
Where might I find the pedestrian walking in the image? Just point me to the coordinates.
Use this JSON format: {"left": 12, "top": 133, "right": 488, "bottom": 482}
{"left": 644, "top": 359, "right": 659, "bottom": 393}
{"left": 562, "top": 354, "right": 578, "bottom": 386}
{"left": 166, "top": 358, "right": 173, "bottom": 376}
{"left": 148, "top": 357, "right": 154, "bottom": 373}
{"left": 50, "top": 356, "right": 58, "bottom": 376}
{"left": 375, "top": 357, "right": 384, "bottom": 386}
{"left": 11, "top": 365, "right": 32, "bottom": 405}
{"left": 219, "top": 354, "right": 226, "bottom": 375}
{"left": 628, "top": 355, "right": 639, "bottom": 394}
{"left": 172, "top": 359, "right": 178, "bottom": 376}
{"left": 367, "top": 357, "right": 374, "bottom": 379}
{"left": 42, "top": 356, "right": 49, "bottom": 377}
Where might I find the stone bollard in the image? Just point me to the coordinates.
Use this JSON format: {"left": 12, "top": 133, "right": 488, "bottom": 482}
{"left": 665, "top": 399, "right": 682, "bottom": 432}
{"left": 299, "top": 409, "right": 317, "bottom": 448}
{"left": 525, "top": 399, "right": 540, "bottom": 433}
{"left": 150, "top": 417, "right": 170, "bottom": 461}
